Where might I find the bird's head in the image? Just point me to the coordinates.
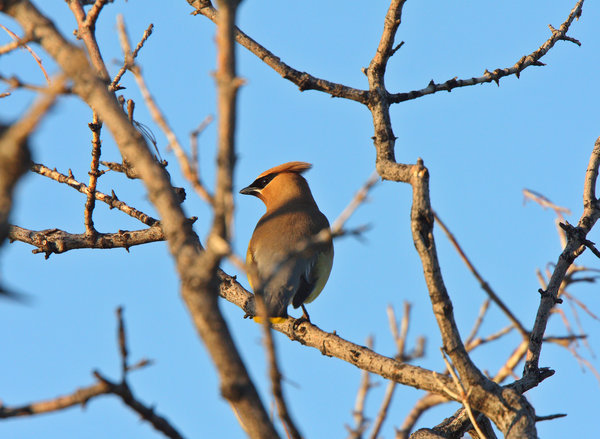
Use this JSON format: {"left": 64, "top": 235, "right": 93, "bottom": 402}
{"left": 240, "top": 161, "right": 315, "bottom": 209}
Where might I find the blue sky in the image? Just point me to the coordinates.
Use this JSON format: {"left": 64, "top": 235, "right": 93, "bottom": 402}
{"left": 1, "top": 1, "right": 599, "bottom": 438}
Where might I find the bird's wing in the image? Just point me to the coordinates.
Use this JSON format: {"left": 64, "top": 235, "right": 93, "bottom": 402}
{"left": 292, "top": 246, "right": 333, "bottom": 308}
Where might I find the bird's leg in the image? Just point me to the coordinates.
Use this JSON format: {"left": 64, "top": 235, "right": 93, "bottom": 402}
{"left": 301, "top": 304, "right": 311, "bottom": 322}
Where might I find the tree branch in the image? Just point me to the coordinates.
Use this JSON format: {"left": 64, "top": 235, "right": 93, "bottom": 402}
{"left": 217, "top": 270, "right": 456, "bottom": 395}
{"left": 187, "top": 0, "right": 369, "bottom": 104}
{"left": 30, "top": 163, "right": 159, "bottom": 226}
{"left": 434, "top": 212, "right": 528, "bottom": 338}
{"left": 8, "top": 224, "right": 167, "bottom": 257}
{"left": 519, "top": 136, "right": 600, "bottom": 383}
{"left": 389, "top": 0, "right": 585, "bottom": 103}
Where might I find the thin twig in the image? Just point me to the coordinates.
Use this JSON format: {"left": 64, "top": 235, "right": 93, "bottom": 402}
{"left": 465, "top": 299, "right": 491, "bottom": 347}
{"left": 262, "top": 321, "right": 302, "bottom": 439}
{"left": 0, "top": 31, "right": 32, "bottom": 55}
{"left": 83, "top": 0, "right": 112, "bottom": 29}
{"left": 83, "top": 115, "right": 102, "bottom": 237}
{"left": 523, "top": 189, "right": 571, "bottom": 215}
{"left": 347, "top": 336, "right": 374, "bottom": 439}
{"left": 67, "top": 0, "right": 110, "bottom": 80}
{"left": 0, "top": 23, "right": 49, "bottom": 83}
{"left": 190, "top": 115, "right": 214, "bottom": 175}
{"left": 115, "top": 15, "right": 214, "bottom": 204}
{"left": 110, "top": 21, "right": 153, "bottom": 90}
{"left": 331, "top": 171, "right": 379, "bottom": 234}
{"left": 31, "top": 163, "right": 158, "bottom": 226}
{"left": 434, "top": 211, "right": 529, "bottom": 338}
{"left": 466, "top": 325, "right": 515, "bottom": 352}
{"left": 437, "top": 350, "right": 486, "bottom": 439}
{"left": 116, "top": 306, "right": 128, "bottom": 376}
{"left": 395, "top": 393, "right": 448, "bottom": 439}
{"left": 369, "top": 381, "right": 395, "bottom": 439}
{"left": 535, "top": 413, "right": 567, "bottom": 422}
{"left": 368, "top": 304, "right": 412, "bottom": 439}
{"left": 0, "top": 306, "right": 181, "bottom": 437}
{"left": 0, "top": 381, "right": 112, "bottom": 418}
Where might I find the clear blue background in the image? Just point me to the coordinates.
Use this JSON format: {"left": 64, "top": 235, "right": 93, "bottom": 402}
{"left": 1, "top": 1, "right": 599, "bottom": 438}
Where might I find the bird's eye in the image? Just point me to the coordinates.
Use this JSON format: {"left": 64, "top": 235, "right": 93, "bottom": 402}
{"left": 252, "top": 174, "right": 276, "bottom": 189}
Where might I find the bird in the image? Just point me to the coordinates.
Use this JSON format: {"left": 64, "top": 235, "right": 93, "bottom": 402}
{"left": 240, "top": 161, "right": 334, "bottom": 324}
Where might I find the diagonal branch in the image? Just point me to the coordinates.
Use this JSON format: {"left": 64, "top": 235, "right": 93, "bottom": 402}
{"left": 434, "top": 212, "right": 529, "bottom": 338}
{"left": 115, "top": 16, "right": 214, "bottom": 204}
{"left": 519, "top": 136, "right": 600, "bottom": 384}
{"left": 31, "top": 163, "right": 159, "bottom": 226}
{"left": 365, "top": 0, "right": 547, "bottom": 436}
{"left": 0, "top": 306, "right": 183, "bottom": 439}
{"left": 389, "top": 0, "right": 585, "bottom": 103}
{"left": 0, "top": 381, "right": 112, "bottom": 418}
{"left": 187, "top": 0, "right": 369, "bottom": 104}
{"left": 217, "top": 270, "right": 457, "bottom": 395}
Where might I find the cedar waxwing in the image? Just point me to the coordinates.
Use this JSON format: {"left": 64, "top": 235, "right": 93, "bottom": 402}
{"left": 240, "top": 161, "right": 334, "bottom": 323}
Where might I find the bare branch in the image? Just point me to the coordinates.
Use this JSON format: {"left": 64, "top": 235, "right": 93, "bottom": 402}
{"left": 0, "top": 31, "right": 32, "bottom": 55}
{"left": 523, "top": 189, "right": 571, "bottom": 216}
{"left": 331, "top": 171, "right": 379, "bottom": 234}
{"left": 9, "top": 224, "right": 167, "bottom": 257}
{"left": 115, "top": 16, "right": 214, "bottom": 204}
{"left": 464, "top": 300, "right": 490, "bottom": 347}
{"left": 262, "top": 322, "right": 302, "bottom": 439}
{"left": 217, "top": 271, "right": 457, "bottom": 395}
{"left": 396, "top": 393, "right": 448, "bottom": 439}
{"left": 390, "top": 0, "right": 585, "bottom": 103}
{"left": 0, "top": 381, "right": 112, "bottom": 418}
{"left": 110, "top": 21, "right": 153, "bottom": 90}
{"left": 83, "top": 0, "right": 113, "bottom": 30}
{"left": 347, "top": 336, "right": 374, "bottom": 439}
{"left": 188, "top": 0, "right": 369, "bottom": 104}
{"left": 434, "top": 212, "right": 529, "bottom": 338}
{"left": 67, "top": 0, "right": 110, "bottom": 80}
{"left": 83, "top": 116, "right": 103, "bottom": 237}
{"left": 520, "top": 137, "right": 600, "bottom": 383}
{"left": 0, "top": 305, "right": 182, "bottom": 438}
{"left": 436, "top": 350, "right": 486, "bottom": 439}
{"left": 31, "top": 163, "right": 159, "bottom": 226}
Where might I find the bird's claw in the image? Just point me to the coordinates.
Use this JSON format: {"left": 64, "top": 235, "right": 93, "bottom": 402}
{"left": 292, "top": 315, "right": 310, "bottom": 331}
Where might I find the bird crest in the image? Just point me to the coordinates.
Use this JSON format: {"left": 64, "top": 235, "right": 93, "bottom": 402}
{"left": 257, "top": 161, "right": 312, "bottom": 179}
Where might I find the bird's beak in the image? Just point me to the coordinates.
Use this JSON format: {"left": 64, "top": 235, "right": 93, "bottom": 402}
{"left": 239, "top": 186, "right": 257, "bottom": 196}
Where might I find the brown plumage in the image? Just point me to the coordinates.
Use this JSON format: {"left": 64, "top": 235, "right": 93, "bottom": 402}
{"left": 240, "top": 161, "right": 334, "bottom": 322}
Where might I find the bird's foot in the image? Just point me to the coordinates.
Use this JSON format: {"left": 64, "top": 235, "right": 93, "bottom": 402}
{"left": 292, "top": 305, "right": 312, "bottom": 331}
